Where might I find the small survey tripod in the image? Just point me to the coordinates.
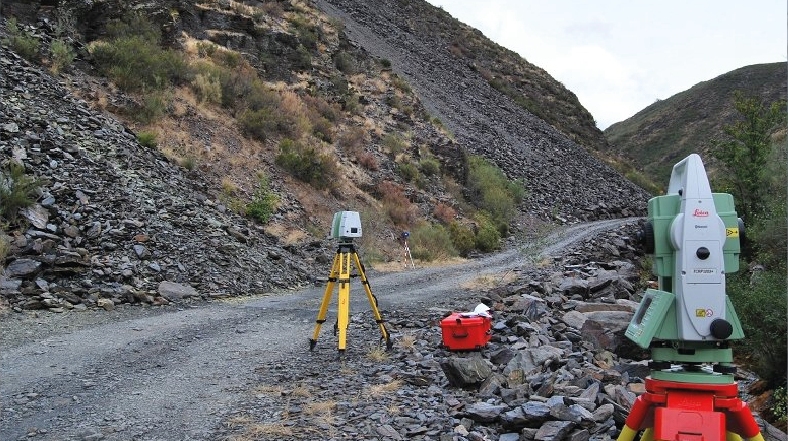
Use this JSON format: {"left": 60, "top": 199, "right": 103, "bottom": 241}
{"left": 400, "top": 231, "right": 415, "bottom": 269}
{"left": 309, "top": 240, "right": 392, "bottom": 354}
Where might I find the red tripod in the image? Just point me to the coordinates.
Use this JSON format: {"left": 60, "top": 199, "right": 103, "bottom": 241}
{"left": 618, "top": 378, "right": 764, "bottom": 441}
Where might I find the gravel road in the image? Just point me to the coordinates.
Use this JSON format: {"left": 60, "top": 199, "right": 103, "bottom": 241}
{"left": 1, "top": 218, "right": 637, "bottom": 440}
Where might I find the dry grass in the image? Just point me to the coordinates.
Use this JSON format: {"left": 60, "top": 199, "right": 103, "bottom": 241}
{"left": 387, "top": 404, "right": 401, "bottom": 415}
{"left": 238, "top": 422, "right": 293, "bottom": 439}
{"left": 304, "top": 400, "right": 337, "bottom": 415}
{"left": 366, "top": 345, "right": 390, "bottom": 362}
{"left": 253, "top": 385, "right": 284, "bottom": 396}
{"left": 367, "top": 379, "right": 403, "bottom": 397}
{"left": 397, "top": 334, "right": 416, "bottom": 349}
{"left": 460, "top": 271, "right": 517, "bottom": 290}
{"left": 225, "top": 415, "right": 254, "bottom": 428}
{"left": 339, "top": 361, "right": 356, "bottom": 376}
{"left": 292, "top": 383, "right": 311, "bottom": 397}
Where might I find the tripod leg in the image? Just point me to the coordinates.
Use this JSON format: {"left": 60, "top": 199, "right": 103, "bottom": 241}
{"left": 726, "top": 432, "right": 744, "bottom": 441}
{"left": 353, "top": 252, "right": 392, "bottom": 350}
{"left": 618, "top": 395, "right": 651, "bottom": 441}
{"left": 310, "top": 253, "right": 340, "bottom": 351}
{"left": 336, "top": 251, "right": 352, "bottom": 353}
{"left": 640, "top": 428, "right": 654, "bottom": 441}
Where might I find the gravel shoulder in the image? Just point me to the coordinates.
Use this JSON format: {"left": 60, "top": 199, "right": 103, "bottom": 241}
{"left": 1, "top": 219, "right": 637, "bottom": 440}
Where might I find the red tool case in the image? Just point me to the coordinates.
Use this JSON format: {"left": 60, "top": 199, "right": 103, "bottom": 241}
{"left": 440, "top": 313, "right": 492, "bottom": 350}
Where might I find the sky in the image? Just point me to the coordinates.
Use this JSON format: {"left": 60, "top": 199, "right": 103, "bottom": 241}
{"left": 424, "top": 1, "right": 787, "bottom": 129}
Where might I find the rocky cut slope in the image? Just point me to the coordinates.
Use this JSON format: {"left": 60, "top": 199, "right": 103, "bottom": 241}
{"left": 0, "top": 47, "right": 320, "bottom": 312}
{"left": 314, "top": 0, "right": 652, "bottom": 220}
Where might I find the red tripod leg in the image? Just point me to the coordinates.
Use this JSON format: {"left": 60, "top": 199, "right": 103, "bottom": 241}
{"left": 618, "top": 395, "right": 654, "bottom": 441}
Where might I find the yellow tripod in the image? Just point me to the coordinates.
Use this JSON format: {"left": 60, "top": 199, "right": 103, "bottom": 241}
{"left": 309, "top": 241, "right": 392, "bottom": 354}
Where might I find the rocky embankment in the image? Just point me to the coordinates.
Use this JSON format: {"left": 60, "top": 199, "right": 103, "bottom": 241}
{"left": 315, "top": 0, "right": 652, "bottom": 222}
{"left": 212, "top": 223, "right": 785, "bottom": 441}
{"left": 0, "top": 47, "right": 321, "bottom": 312}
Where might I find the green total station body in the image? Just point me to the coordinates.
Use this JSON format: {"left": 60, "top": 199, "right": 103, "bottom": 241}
{"left": 625, "top": 154, "right": 746, "bottom": 384}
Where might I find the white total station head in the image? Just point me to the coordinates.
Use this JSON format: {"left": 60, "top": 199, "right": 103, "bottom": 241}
{"left": 667, "top": 154, "right": 728, "bottom": 340}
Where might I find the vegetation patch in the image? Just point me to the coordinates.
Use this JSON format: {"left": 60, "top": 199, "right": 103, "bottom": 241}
{"left": 377, "top": 181, "right": 416, "bottom": 226}
{"left": 246, "top": 173, "right": 279, "bottom": 223}
{"left": 3, "top": 17, "right": 40, "bottom": 61}
{"left": 409, "top": 223, "right": 457, "bottom": 261}
{"left": 0, "top": 163, "right": 41, "bottom": 223}
{"left": 466, "top": 155, "right": 525, "bottom": 233}
{"left": 275, "top": 138, "right": 338, "bottom": 190}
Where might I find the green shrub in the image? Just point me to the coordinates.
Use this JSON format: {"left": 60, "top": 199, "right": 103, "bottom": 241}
{"left": 49, "top": 38, "right": 75, "bottom": 74}
{"left": 288, "top": 15, "right": 319, "bottom": 49}
{"left": 91, "top": 13, "right": 188, "bottom": 92}
{"left": 380, "top": 58, "right": 392, "bottom": 69}
{"left": 382, "top": 133, "right": 406, "bottom": 155}
{"left": 0, "top": 230, "right": 9, "bottom": 263}
{"left": 419, "top": 158, "right": 440, "bottom": 176}
{"left": 448, "top": 221, "right": 475, "bottom": 257}
{"left": 0, "top": 163, "right": 41, "bottom": 222}
{"left": 105, "top": 11, "right": 160, "bottom": 43}
{"left": 292, "top": 44, "right": 312, "bottom": 71}
{"left": 192, "top": 73, "right": 222, "bottom": 105}
{"left": 728, "top": 270, "right": 787, "bottom": 386}
{"left": 136, "top": 131, "right": 158, "bottom": 148}
{"left": 196, "top": 41, "right": 218, "bottom": 57}
{"left": 275, "top": 139, "right": 338, "bottom": 190}
{"left": 134, "top": 91, "right": 171, "bottom": 124}
{"left": 239, "top": 108, "right": 280, "bottom": 141}
{"left": 180, "top": 156, "right": 197, "bottom": 170}
{"left": 772, "top": 385, "right": 787, "bottom": 425}
{"left": 246, "top": 173, "right": 278, "bottom": 223}
{"left": 467, "top": 155, "right": 523, "bottom": 231}
{"left": 390, "top": 74, "right": 411, "bottom": 94}
{"left": 343, "top": 93, "right": 360, "bottom": 114}
{"left": 334, "top": 51, "right": 356, "bottom": 74}
{"left": 396, "top": 162, "right": 419, "bottom": 182}
{"left": 92, "top": 35, "right": 188, "bottom": 92}
{"left": 409, "top": 223, "right": 457, "bottom": 261}
{"left": 474, "top": 213, "right": 501, "bottom": 252}
{"left": 3, "top": 17, "right": 40, "bottom": 61}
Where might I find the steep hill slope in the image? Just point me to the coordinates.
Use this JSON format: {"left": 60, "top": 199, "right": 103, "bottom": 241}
{"left": 314, "top": 0, "right": 650, "bottom": 220}
{"left": 604, "top": 62, "right": 787, "bottom": 186}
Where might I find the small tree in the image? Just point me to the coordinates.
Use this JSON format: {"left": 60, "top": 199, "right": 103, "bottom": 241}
{"left": 711, "top": 92, "right": 786, "bottom": 228}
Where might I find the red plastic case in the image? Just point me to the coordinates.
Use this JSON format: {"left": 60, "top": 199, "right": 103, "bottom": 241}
{"left": 440, "top": 313, "right": 491, "bottom": 350}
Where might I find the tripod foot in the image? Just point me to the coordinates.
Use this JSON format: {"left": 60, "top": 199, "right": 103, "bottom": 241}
{"left": 309, "top": 339, "right": 317, "bottom": 351}
{"left": 385, "top": 336, "right": 393, "bottom": 351}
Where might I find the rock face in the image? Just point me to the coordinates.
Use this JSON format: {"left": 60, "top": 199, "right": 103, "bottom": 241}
{"left": 315, "top": 0, "right": 651, "bottom": 221}
{"left": 0, "top": 47, "right": 317, "bottom": 312}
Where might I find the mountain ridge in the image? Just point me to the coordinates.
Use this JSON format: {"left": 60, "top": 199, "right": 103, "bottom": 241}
{"left": 603, "top": 62, "right": 787, "bottom": 186}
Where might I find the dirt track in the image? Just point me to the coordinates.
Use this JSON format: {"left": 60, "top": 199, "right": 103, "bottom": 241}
{"left": 1, "top": 219, "right": 637, "bottom": 440}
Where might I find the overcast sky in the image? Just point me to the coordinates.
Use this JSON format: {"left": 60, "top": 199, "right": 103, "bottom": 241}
{"left": 424, "top": 1, "right": 787, "bottom": 129}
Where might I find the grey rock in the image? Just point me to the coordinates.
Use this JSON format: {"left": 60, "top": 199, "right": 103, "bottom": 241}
{"left": 535, "top": 421, "right": 576, "bottom": 441}
{"left": 440, "top": 355, "right": 492, "bottom": 387}
{"left": 503, "top": 346, "right": 565, "bottom": 377}
{"left": 5, "top": 259, "right": 42, "bottom": 278}
{"left": 20, "top": 204, "right": 49, "bottom": 229}
{"left": 579, "top": 311, "right": 632, "bottom": 352}
{"left": 464, "top": 402, "right": 507, "bottom": 423}
{"left": 158, "top": 281, "right": 199, "bottom": 301}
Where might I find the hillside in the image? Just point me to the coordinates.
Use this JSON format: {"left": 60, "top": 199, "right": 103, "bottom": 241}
{"left": 1, "top": 0, "right": 647, "bottom": 312}
{"left": 604, "top": 62, "right": 787, "bottom": 187}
